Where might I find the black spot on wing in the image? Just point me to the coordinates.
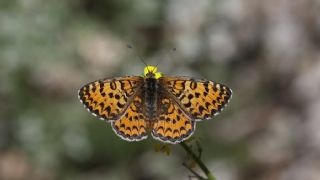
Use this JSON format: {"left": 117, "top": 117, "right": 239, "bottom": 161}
{"left": 115, "top": 94, "right": 121, "bottom": 99}
{"left": 190, "top": 80, "right": 197, "bottom": 90}
{"left": 110, "top": 81, "right": 117, "bottom": 90}
{"left": 132, "top": 126, "right": 138, "bottom": 131}
{"left": 99, "top": 102, "right": 105, "bottom": 110}
{"left": 198, "top": 105, "right": 205, "bottom": 114}
{"left": 165, "top": 128, "right": 173, "bottom": 133}
{"left": 184, "top": 102, "right": 191, "bottom": 108}
{"left": 106, "top": 106, "right": 111, "bottom": 115}
{"left": 117, "top": 102, "right": 125, "bottom": 108}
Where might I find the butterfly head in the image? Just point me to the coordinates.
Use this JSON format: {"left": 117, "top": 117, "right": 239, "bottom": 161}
{"left": 143, "top": 66, "right": 163, "bottom": 79}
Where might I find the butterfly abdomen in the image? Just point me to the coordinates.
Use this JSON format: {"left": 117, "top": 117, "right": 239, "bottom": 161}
{"left": 144, "top": 77, "right": 158, "bottom": 121}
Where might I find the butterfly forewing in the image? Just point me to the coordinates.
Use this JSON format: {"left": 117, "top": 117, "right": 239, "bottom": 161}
{"left": 78, "top": 76, "right": 143, "bottom": 120}
{"left": 159, "top": 77, "right": 232, "bottom": 121}
{"left": 152, "top": 91, "right": 195, "bottom": 144}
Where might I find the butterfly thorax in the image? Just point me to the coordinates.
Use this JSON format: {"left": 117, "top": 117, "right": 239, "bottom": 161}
{"left": 143, "top": 77, "right": 158, "bottom": 121}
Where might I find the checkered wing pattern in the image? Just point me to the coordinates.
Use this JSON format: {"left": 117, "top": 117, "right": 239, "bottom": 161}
{"left": 152, "top": 90, "right": 195, "bottom": 144}
{"left": 111, "top": 95, "right": 148, "bottom": 141}
{"left": 159, "top": 77, "right": 232, "bottom": 121}
{"left": 78, "top": 76, "right": 143, "bottom": 121}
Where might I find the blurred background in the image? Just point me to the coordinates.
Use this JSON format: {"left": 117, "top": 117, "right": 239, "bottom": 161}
{"left": 1, "top": 0, "right": 320, "bottom": 179}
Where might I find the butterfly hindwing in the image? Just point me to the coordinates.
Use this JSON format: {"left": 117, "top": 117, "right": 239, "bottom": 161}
{"left": 159, "top": 77, "right": 232, "bottom": 121}
{"left": 111, "top": 95, "right": 148, "bottom": 141}
{"left": 78, "top": 76, "right": 143, "bottom": 120}
{"left": 152, "top": 91, "right": 195, "bottom": 144}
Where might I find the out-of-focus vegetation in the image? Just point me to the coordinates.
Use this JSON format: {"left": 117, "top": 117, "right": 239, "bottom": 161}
{"left": 1, "top": 0, "right": 320, "bottom": 179}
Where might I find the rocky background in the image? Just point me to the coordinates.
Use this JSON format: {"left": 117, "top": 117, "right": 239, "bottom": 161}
{"left": 1, "top": 0, "right": 320, "bottom": 179}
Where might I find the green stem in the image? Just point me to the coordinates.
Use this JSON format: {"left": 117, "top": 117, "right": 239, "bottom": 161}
{"left": 180, "top": 142, "right": 216, "bottom": 180}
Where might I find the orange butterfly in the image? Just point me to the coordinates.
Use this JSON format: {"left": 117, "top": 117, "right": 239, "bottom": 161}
{"left": 78, "top": 66, "right": 232, "bottom": 144}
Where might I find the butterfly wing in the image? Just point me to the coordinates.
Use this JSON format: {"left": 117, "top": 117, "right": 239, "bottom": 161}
{"left": 111, "top": 95, "right": 148, "bottom": 141}
{"left": 78, "top": 76, "right": 143, "bottom": 120}
{"left": 152, "top": 89, "right": 195, "bottom": 144}
{"left": 159, "top": 76, "right": 232, "bottom": 121}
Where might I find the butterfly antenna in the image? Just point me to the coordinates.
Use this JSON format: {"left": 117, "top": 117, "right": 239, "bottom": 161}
{"left": 139, "top": 57, "right": 150, "bottom": 73}
{"left": 127, "top": 44, "right": 150, "bottom": 71}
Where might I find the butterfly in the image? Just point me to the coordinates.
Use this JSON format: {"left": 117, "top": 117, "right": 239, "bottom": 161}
{"left": 78, "top": 66, "right": 232, "bottom": 144}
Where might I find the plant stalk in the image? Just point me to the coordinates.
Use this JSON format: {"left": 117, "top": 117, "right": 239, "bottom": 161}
{"left": 180, "top": 142, "right": 216, "bottom": 180}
